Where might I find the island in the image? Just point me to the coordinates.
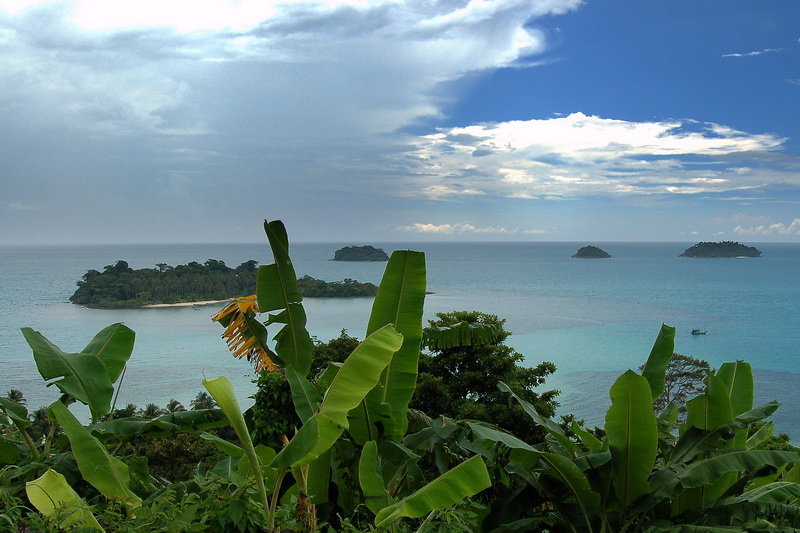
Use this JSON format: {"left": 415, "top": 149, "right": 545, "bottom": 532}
{"left": 572, "top": 245, "right": 613, "bottom": 258}
{"left": 71, "top": 260, "right": 379, "bottom": 308}
{"left": 331, "top": 245, "right": 389, "bottom": 262}
{"left": 297, "top": 275, "right": 378, "bottom": 297}
{"left": 679, "top": 241, "right": 762, "bottom": 258}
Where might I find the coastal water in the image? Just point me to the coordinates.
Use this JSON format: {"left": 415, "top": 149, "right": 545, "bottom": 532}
{"left": 1, "top": 241, "right": 799, "bottom": 437}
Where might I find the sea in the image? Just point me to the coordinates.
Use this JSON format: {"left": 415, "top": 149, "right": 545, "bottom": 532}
{"left": 2, "top": 241, "right": 799, "bottom": 438}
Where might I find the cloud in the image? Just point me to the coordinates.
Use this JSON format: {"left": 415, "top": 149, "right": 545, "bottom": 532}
{"left": 398, "top": 222, "right": 523, "bottom": 234}
{"left": 403, "top": 112, "right": 792, "bottom": 202}
{"left": 734, "top": 218, "right": 800, "bottom": 235}
{"left": 722, "top": 48, "right": 784, "bottom": 58}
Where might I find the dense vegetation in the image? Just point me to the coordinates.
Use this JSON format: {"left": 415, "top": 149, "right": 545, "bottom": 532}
{"left": 70, "top": 260, "right": 378, "bottom": 308}
{"left": 70, "top": 259, "right": 259, "bottom": 308}
{"left": 330, "top": 245, "right": 389, "bottom": 261}
{"left": 5, "top": 220, "right": 800, "bottom": 532}
{"left": 296, "top": 274, "right": 378, "bottom": 297}
{"left": 679, "top": 240, "right": 762, "bottom": 257}
{"left": 572, "top": 244, "right": 613, "bottom": 258}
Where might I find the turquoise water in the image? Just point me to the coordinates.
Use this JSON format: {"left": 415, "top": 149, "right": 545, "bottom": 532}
{"left": 1, "top": 242, "right": 799, "bottom": 436}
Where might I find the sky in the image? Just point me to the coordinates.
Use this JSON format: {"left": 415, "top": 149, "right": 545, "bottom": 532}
{"left": 1, "top": 0, "right": 799, "bottom": 245}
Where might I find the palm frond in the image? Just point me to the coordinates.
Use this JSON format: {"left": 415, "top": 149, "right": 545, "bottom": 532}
{"left": 212, "top": 295, "right": 279, "bottom": 372}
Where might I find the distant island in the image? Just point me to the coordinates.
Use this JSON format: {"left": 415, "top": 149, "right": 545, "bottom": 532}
{"left": 297, "top": 275, "right": 378, "bottom": 297}
{"left": 331, "top": 245, "right": 389, "bottom": 262}
{"left": 71, "top": 260, "right": 379, "bottom": 308}
{"left": 572, "top": 245, "right": 613, "bottom": 258}
{"left": 679, "top": 241, "right": 762, "bottom": 258}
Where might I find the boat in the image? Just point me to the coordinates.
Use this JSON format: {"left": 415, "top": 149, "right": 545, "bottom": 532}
{"left": 691, "top": 328, "right": 707, "bottom": 335}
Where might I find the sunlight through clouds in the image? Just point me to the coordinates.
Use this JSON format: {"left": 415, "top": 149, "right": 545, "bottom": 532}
{"left": 408, "top": 112, "right": 788, "bottom": 200}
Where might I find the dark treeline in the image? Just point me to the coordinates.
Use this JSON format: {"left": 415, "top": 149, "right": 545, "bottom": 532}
{"left": 70, "top": 260, "right": 379, "bottom": 308}
{"left": 70, "top": 259, "right": 259, "bottom": 308}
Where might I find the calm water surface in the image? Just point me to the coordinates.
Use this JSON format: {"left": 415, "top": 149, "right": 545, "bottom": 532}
{"left": 1, "top": 242, "right": 798, "bottom": 436}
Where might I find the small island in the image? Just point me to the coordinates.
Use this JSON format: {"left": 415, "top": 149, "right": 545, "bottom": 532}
{"left": 679, "top": 241, "right": 762, "bottom": 258}
{"left": 71, "top": 260, "right": 380, "bottom": 308}
{"left": 297, "top": 275, "right": 378, "bottom": 297}
{"left": 572, "top": 245, "right": 613, "bottom": 258}
{"left": 331, "top": 245, "right": 389, "bottom": 262}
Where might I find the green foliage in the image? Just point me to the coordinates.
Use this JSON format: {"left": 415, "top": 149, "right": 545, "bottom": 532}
{"left": 466, "top": 325, "right": 800, "bottom": 532}
{"left": 331, "top": 245, "right": 389, "bottom": 261}
{"left": 251, "top": 370, "right": 301, "bottom": 450}
{"left": 297, "top": 275, "right": 379, "bottom": 297}
{"left": 572, "top": 245, "right": 613, "bottom": 258}
{"left": 412, "top": 311, "right": 559, "bottom": 443}
{"left": 679, "top": 241, "right": 762, "bottom": 258}
{"left": 70, "top": 258, "right": 260, "bottom": 308}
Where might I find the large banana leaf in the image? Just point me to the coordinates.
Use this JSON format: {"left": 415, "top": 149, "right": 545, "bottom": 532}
{"left": 203, "top": 375, "right": 270, "bottom": 521}
{"left": 509, "top": 448, "right": 601, "bottom": 532}
{"left": 374, "top": 455, "right": 491, "bottom": 528}
{"left": 88, "top": 408, "right": 228, "bottom": 440}
{"left": 639, "top": 324, "right": 675, "bottom": 402}
{"left": 605, "top": 370, "right": 657, "bottom": 507}
{"left": 285, "top": 365, "right": 321, "bottom": 423}
{"left": 676, "top": 450, "right": 800, "bottom": 489}
{"left": 26, "top": 469, "right": 104, "bottom": 531}
{"left": 498, "top": 381, "right": 577, "bottom": 457}
{"left": 684, "top": 373, "right": 733, "bottom": 432}
{"left": 80, "top": 323, "right": 135, "bottom": 383}
{"left": 717, "top": 361, "right": 753, "bottom": 417}
{"left": 256, "top": 220, "right": 314, "bottom": 376}
{"left": 22, "top": 328, "right": 114, "bottom": 420}
{"left": 271, "top": 325, "right": 403, "bottom": 467}
{"left": 359, "top": 440, "right": 393, "bottom": 514}
{"left": 50, "top": 401, "right": 141, "bottom": 511}
{"left": 352, "top": 250, "right": 425, "bottom": 443}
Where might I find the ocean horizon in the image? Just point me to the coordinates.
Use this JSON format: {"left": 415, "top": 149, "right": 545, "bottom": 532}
{"left": 2, "top": 240, "right": 799, "bottom": 437}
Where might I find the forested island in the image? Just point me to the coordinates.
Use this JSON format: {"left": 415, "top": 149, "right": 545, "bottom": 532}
{"left": 71, "top": 260, "right": 379, "bottom": 308}
{"left": 296, "top": 275, "right": 378, "bottom": 297}
{"left": 331, "top": 245, "right": 389, "bottom": 261}
{"left": 679, "top": 241, "right": 762, "bottom": 258}
{"left": 572, "top": 245, "right": 613, "bottom": 258}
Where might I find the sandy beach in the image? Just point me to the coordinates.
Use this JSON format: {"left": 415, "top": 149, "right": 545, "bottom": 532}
{"left": 141, "top": 298, "right": 234, "bottom": 309}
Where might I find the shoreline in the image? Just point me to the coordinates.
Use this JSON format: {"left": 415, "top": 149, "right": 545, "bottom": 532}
{"left": 140, "top": 298, "right": 235, "bottom": 309}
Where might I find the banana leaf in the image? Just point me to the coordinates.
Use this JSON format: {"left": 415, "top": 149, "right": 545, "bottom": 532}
{"left": 285, "top": 365, "right": 321, "bottom": 423}
{"left": 0, "top": 397, "right": 29, "bottom": 427}
{"left": 271, "top": 325, "right": 403, "bottom": 467}
{"left": 50, "top": 401, "right": 141, "bottom": 512}
{"left": 498, "top": 381, "right": 577, "bottom": 457}
{"left": 605, "top": 370, "right": 657, "bottom": 507}
{"left": 203, "top": 375, "right": 270, "bottom": 522}
{"left": 22, "top": 328, "right": 114, "bottom": 420}
{"left": 684, "top": 374, "right": 733, "bottom": 432}
{"left": 26, "top": 469, "right": 104, "bottom": 531}
{"left": 80, "top": 323, "right": 135, "bottom": 384}
{"left": 359, "top": 440, "right": 393, "bottom": 514}
{"left": 716, "top": 361, "right": 753, "bottom": 417}
{"left": 374, "top": 455, "right": 491, "bottom": 528}
{"left": 88, "top": 408, "right": 228, "bottom": 440}
{"left": 353, "top": 250, "right": 426, "bottom": 443}
{"left": 639, "top": 324, "right": 676, "bottom": 402}
{"left": 676, "top": 450, "right": 800, "bottom": 489}
{"left": 256, "top": 220, "right": 314, "bottom": 375}
{"left": 508, "top": 448, "right": 601, "bottom": 531}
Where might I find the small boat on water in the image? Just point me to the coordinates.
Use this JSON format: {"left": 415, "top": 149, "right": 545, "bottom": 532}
{"left": 691, "top": 328, "right": 707, "bottom": 335}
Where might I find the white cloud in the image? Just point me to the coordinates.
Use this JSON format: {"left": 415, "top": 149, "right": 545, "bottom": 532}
{"left": 734, "top": 218, "right": 800, "bottom": 235}
{"left": 405, "top": 112, "right": 791, "bottom": 201}
{"left": 722, "top": 48, "right": 783, "bottom": 58}
{"left": 398, "top": 222, "right": 521, "bottom": 234}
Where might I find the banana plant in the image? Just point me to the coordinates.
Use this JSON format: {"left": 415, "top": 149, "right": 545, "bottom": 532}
{"left": 467, "top": 324, "right": 800, "bottom": 532}
{"left": 211, "top": 219, "right": 490, "bottom": 530}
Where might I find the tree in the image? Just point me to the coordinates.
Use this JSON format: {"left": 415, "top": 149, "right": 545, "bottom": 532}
{"left": 6, "top": 389, "right": 25, "bottom": 405}
{"left": 165, "top": 399, "right": 186, "bottom": 413}
{"left": 645, "top": 352, "right": 709, "bottom": 419}
{"left": 142, "top": 403, "right": 165, "bottom": 418}
{"left": 190, "top": 391, "right": 216, "bottom": 410}
{"left": 411, "top": 311, "right": 559, "bottom": 443}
